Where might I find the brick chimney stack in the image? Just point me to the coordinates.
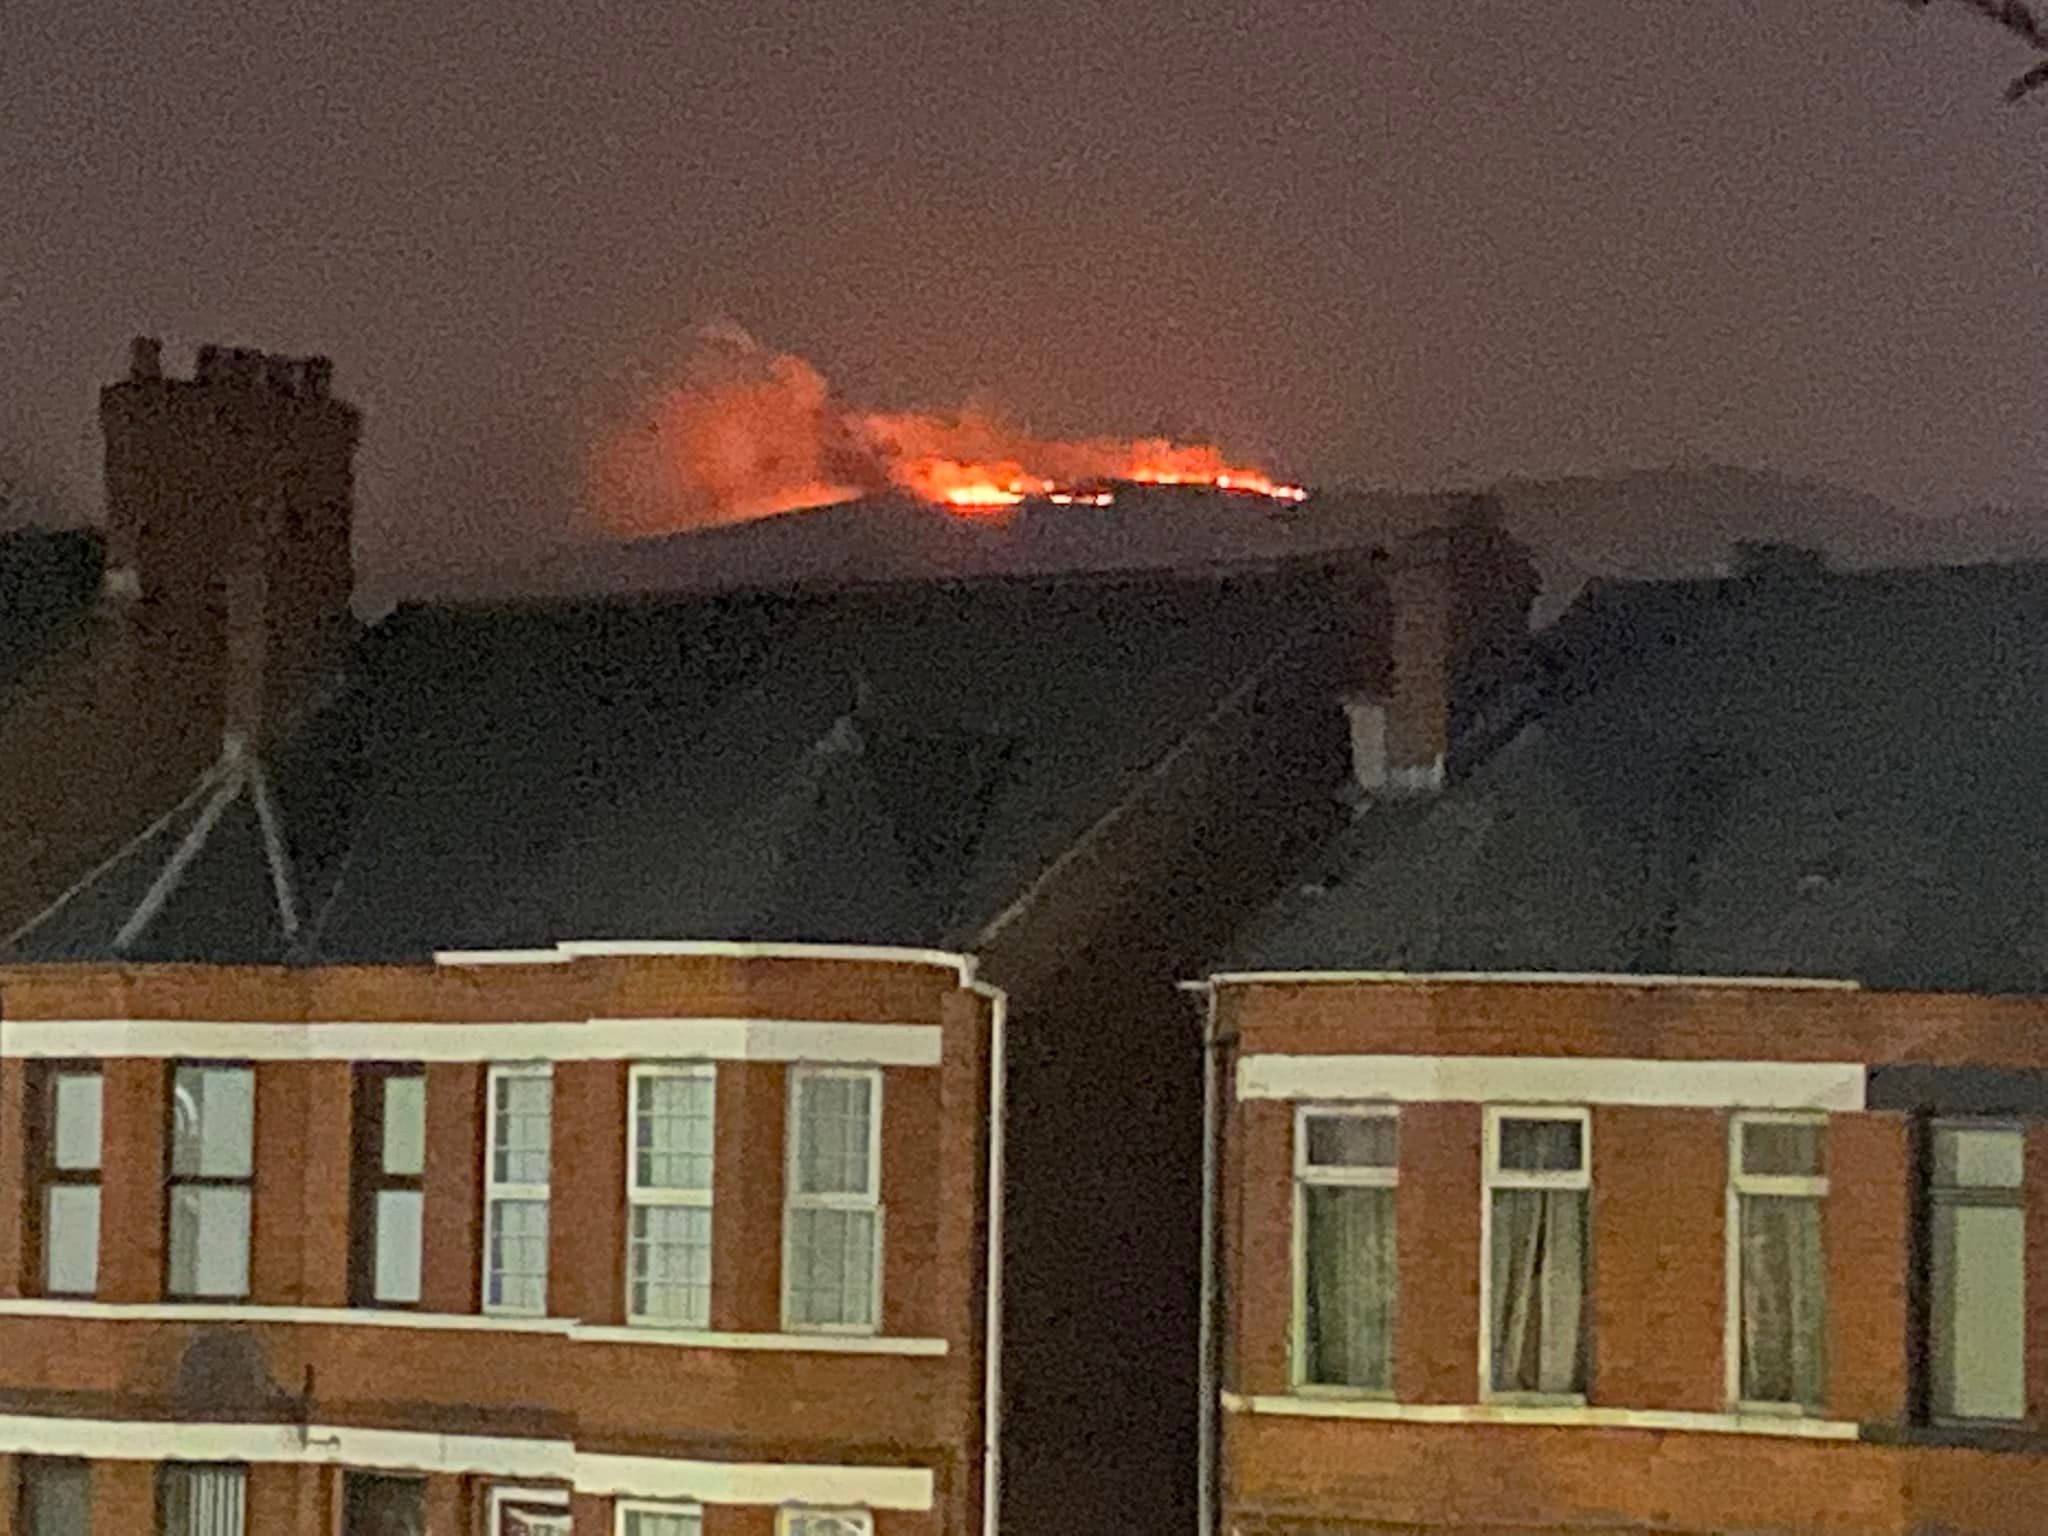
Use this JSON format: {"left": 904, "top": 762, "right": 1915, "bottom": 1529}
{"left": 99, "top": 337, "right": 360, "bottom": 759}
{"left": 1345, "top": 495, "right": 1537, "bottom": 798}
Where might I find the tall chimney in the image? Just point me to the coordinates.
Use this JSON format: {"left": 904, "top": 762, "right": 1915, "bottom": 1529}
{"left": 99, "top": 337, "right": 361, "bottom": 760}
{"left": 1344, "top": 496, "right": 1537, "bottom": 799}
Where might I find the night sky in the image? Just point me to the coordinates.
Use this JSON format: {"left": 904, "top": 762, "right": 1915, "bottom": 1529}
{"left": 3, "top": 1, "right": 2043, "bottom": 590}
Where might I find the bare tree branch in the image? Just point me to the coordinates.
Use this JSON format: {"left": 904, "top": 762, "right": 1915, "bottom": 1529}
{"left": 1905, "top": 0, "right": 2048, "bottom": 99}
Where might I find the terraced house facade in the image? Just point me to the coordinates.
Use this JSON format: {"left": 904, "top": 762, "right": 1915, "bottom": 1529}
{"left": 0, "top": 948, "right": 1001, "bottom": 1536}
{"left": 1201, "top": 552, "right": 2048, "bottom": 1534}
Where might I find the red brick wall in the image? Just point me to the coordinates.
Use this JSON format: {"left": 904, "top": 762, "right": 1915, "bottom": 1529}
{"left": 0, "top": 1067, "right": 27, "bottom": 1299}
{"left": 1232, "top": 1099, "right": 1294, "bottom": 1397}
{"left": 253, "top": 1064, "right": 311, "bottom": 1304}
{"left": 1590, "top": 1105, "right": 1725, "bottom": 1412}
{"left": 97, "top": 1060, "right": 164, "bottom": 1305}
{"left": 713, "top": 1063, "right": 785, "bottom": 1334}
{"left": 1396, "top": 1103, "right": 1480, "bottom": 1406}
{"left": 300, "top": 1061, "right": 354, "bottom": 1309}
{"left": 1223, "top": 1413, "right": 2048, "bottom": 1535}
{"left": 2028, "top": 1123, "right": 2048, "bottom": 1428}
{"left": 552, "top": 1062, "right": 628, "bottom": 1327}
{"left": 1825, "top": 1111, "right": 1909, "bottom": 1425}
{"left": 421, "top": 1063, "right": 484, "bottom": 1314}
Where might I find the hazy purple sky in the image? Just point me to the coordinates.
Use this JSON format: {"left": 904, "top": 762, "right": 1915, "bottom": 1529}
{"left": 3, "top": 1, "right": 2043, "bottom": 585}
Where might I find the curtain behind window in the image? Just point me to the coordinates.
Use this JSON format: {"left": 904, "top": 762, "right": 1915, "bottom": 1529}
{"left": 1740, "top": 1194, "right": 1825, "bottom": 1406}
{"left": 161, "top": 1466, "right": 246, "bottom": 1536}
{"left": 1302, "top": 1184, "right": 1396, "bottom": 1388}
{"left": 1489, "top": 1187, "right": 1587, "bottom": 1394}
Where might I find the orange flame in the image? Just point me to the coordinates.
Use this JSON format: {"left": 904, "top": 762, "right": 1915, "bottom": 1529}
{"left": 593, "top": 327, "right": 1305, "bottom": 536}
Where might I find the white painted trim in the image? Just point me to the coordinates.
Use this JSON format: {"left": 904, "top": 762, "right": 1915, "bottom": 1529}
{"left": 0, "top": 1301, "right": 947, "bottom": 1354}
{"left": 975, "top": 977, "right": 1007, "bottom": 1536}
{"left": 614, "top": 1498, "right": 702, "bottom": 1535}
{"left": 0, "top": 1415, "right": 936, "bottom": 1510}
{"left": 1219, "top": 1393, "right": 1859, "bottom": 1440}
{"left": 1237, "top": 1055, "right": 1866, "bottom": 1111}
{"left": 444, "top": 938, "right": 977, "bottom": 983}
{"left": 1290, "top": 1106, "right": 1400, "bottom": 1393}
{"left": 1725, "top": 1112, "right": 1831, "bottom": 1411}
{"left": 1207, "top": 970, "right": 1860, "bottom": 990}
{"left": 1479, "top": 1106, "right": 1591, "bottom": 1403}
{"left": 0, "top": 1299, "right": 572, "bottom": 1332}
{"left": 1, "top": 1019, "right": 945, "bottom": 1068}
{"left": 781, "top": 1066, "right": 886, "bottom": 1336}
{"left": 581, "top": 1452, "right": 928, "bottom": 1510}
{"left": 569, "top": 1325, "right": 947, "bottom": 1356}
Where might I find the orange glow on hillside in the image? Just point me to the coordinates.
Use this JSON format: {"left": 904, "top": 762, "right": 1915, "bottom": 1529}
{"left": 593, "top": 327, "right": 1306, "bottom": 536}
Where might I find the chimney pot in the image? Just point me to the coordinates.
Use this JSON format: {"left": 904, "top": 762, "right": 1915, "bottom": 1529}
{"left": 195, "top": 344, "right": 222, "bottom": 382}
{"left": 263, "top": 354, "right": 297, "bottom": 395}
{"left": 303, "top": 357, "right": 333, "bottom": 399}
{"left": 129, "top": 337, "right": 163, "bottom": 382}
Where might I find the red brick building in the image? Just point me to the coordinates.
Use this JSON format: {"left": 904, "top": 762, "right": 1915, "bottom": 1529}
{"left": 0, "top": 946, "right": 998, "bottom": 1536}
{"left": 0, "top": 339, "right": 1542, "bottom": 1535}
{"left": 1202, "top": 974, "right": 2048, "bottom": 1535}
{"left": 1200, "top": 555, "right": 2048, "bottom": 1533}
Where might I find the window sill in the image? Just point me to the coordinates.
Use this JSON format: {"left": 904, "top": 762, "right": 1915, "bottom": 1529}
{"left": 0, "top": 1301, "right": 949, "bottom": 1355}
{"left": 1221, "top": 1393, "right": 1860, "bottom": 1441}
{"left": 1288, "top": 1384, "right": 1397, "bottom": 1402}
{"left": 1861, "top": 1420, "right": 2048, "bottom": 1455}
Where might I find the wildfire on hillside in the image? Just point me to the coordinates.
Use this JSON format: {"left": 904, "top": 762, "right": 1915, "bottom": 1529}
{"left": 593, "top": 326, "right": 1306, "bottom": 536}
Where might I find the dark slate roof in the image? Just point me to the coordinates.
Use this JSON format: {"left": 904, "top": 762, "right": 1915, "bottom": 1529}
{"left": 0, "top": 528, "right": 101, "bottom": 705}
{"left": 1225, "top": 560, "right": 2048, "bottom": 993}
{"left": 16, "top": 555, "right": 1362, "bottom": 963}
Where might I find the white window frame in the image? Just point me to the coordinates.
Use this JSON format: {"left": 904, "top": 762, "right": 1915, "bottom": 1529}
{"left": 775, "top": 1510, "right": 875, "bottom": 1536}
{"left": 1725, "top": 1110, "right": 1830, "bottom": 1414}
{"left": 1478, "top": 1105, "right": 1592, "bottom": 1404}
{"left": 482, "top": 1063, "right": 554, "bottom": 1318}
{"left": 1926, "top": 1116, "right": 2027, "bottom": 1426}
{"left": 625, "top": 1062, "right": 718, "bottom": 1328}
{"left": 1290, "top": 1103, "right": 1399, "bottom": 1396}
{"left": 781, "top": 1065, "right": 886, "bottom": 1335}
{"left": 485, "top": 1490, "right": 569, "bottom": 1536}
{"left": 613, "top": 1499, "right": 704, "bottom": 1536}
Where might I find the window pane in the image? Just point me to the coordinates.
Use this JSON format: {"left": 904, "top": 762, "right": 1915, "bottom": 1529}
{"left": 1300, "top": 1185, "right": 1395, "bottom": 1388}
{"left": 492, "top": 1073, "right": 552, "bottom": 1186}
{"left": 630, "top": 1205, "right": 712, "bottom": 1325}
{"left": 485, "top": 1197, "right": 549, "bottom": 1313}
{"left": 1933, "top": 1126, "right": 2023, "bottom": 1191}
{"left": 167, "top": 1186, "right": 252, "bottom": 1297}
{"left": 43, "top": 1185, "right": 99, "bottom": 1295}
{"left": 161, "top": 1465, "right": 246, "bottom": 1536}
{"left": 496, "top": 1505, "right": 570, "bottom": 1536}
{"left": 622, "top": 1508, "right": 703, "bottom": 1536}
{"left": 381, "top": 1076, "right": 427, "bottom": 1177}
{"left": 1488, "top": 1187, "right": 1588, "bottom": 1393}
{"left": 344, "top": 1474, "right": 424, "bottom": 1536}
{"left": 786, "top": 1207, "right": 877, "bottom": 1327}
{"left": 783, "top": 1516, "right": 870, "bottom": 1536}
{"left": 1742, "top": 1122, "right": 1823, "bottom": 1179}
{"left": 1932, "top": 1203, "right": 2026, "bottom": 1421}
{"left": 636, "top": 1074, "right": 715, "bottom": 1191}
{"left": 1738, "top": 1194, "right": 1825, "bottom": 1406}
{"left": 1304, "top": 1115, "right": 1396, "bottom": 1170}
{"left": 1498, "top": 1118, "right": 1583, "bottom": 1173}
{"left": 21, "top": 1459, "right": 89, "bottom": 1536}
{"left": 171, "top": 1067, "right": 255, "bottom": 1179}
{"left": 50, "top": 1075, "right": 102, "bottom": 1171}
{"left": 795, "top": 1076, "right": 873, "bottom": 1196}
{"left": 375, "top": 1190, "right": 424, "bottom": 1304}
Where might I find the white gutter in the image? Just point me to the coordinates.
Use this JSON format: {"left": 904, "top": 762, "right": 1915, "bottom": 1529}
{"left": 973, "top": 977, "right": 1008, "bottom": 1536}
{"left": 1204, "top": 968, "right": 1860, "bottom": 991}
{"left": 1194, "top": 980, "right": 1224, "bottom": 1536}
